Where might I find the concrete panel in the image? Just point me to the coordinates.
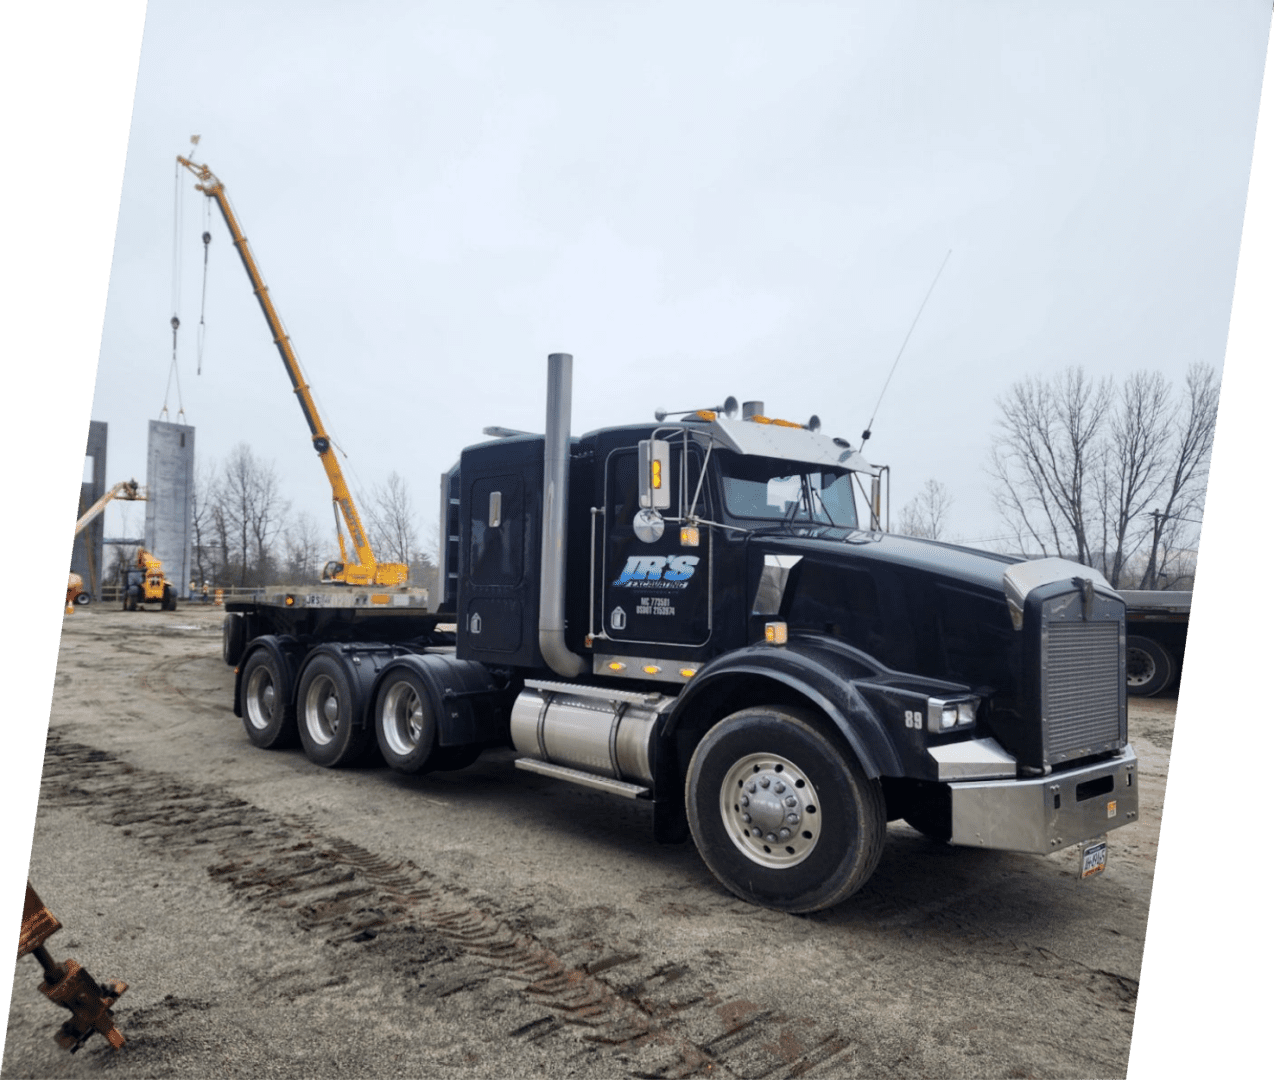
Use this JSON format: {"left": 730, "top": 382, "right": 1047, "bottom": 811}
{"left": 145, "top": 420, "right": 195, "bottom": 599}
{"left": 70, "top": 421, "right": 108, "bottom": 598}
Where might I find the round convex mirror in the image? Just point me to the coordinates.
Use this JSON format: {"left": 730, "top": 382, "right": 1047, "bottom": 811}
{"left": 633, "top": 508, "right": 665, "bottom": 543}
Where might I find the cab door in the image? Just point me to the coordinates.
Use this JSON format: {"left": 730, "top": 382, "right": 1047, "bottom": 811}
{"left": 598, "top": 444, "right": 711, "bottom": 649}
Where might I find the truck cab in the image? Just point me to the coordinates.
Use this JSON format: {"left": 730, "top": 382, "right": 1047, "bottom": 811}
{"left": 435, "top": 388, "right": 1135, "bottom": 910}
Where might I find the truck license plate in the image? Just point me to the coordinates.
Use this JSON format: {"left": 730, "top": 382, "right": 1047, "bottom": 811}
{"left": 1080, "top": 837, "right": 1108, "bottom": 879}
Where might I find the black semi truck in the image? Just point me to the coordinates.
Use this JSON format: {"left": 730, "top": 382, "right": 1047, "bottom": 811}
{"left": 223, "top": 354, "right": 1138, "bottom": 913}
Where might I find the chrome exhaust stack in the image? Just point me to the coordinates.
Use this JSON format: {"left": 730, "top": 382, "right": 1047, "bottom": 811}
{"left": 539, "top": 353, "right": 586, "bottom": 677}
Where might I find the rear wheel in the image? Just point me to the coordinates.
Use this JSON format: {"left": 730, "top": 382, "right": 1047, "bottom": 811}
{"left": 685, "top": 706, "right": 886, "bottom": 913}
{"left": 1126, "top": 635, "right": 1174, "bottom": 697}
{"left": 240, "top": 649, "right": 296, "bottom": 749}
{"left": 374, "top": 671, "right": 437, "bottom": 774}
{"left": 73, "top": 591, "right": 91, "bottom": 606}
{"left": 297, "top": 653, "right": 373, "bottom": 768}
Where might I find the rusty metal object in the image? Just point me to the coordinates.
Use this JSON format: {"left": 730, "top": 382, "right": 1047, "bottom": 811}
{"left": 19, "top": 883, "right": 126, "bottom": 1053}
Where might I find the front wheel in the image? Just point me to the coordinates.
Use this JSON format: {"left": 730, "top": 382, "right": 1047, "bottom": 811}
{"left": 297, "top": 653, "right": 374, "bottom": 768}
{"left": 685, "top": 706, "right": 886, "bottom": 913}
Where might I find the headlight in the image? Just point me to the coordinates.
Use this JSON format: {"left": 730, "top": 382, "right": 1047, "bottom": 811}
{"left": 927, "top": 696, "right": 979, "bottom": 733}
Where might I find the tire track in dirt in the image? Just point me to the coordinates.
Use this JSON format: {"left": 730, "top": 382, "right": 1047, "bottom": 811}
{"left": 38, "top": 734, "right": 868, "bottom": 1079}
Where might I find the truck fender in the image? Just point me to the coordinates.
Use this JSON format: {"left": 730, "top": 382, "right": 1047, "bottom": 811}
{"left": 368, "top": 653, "right": 506, "bottom": 747}
{"left": 663, "top": 636, "right": 905, "bottom": 780}
{"left": 232, "top": 635, "right": 308, "bottom": 719}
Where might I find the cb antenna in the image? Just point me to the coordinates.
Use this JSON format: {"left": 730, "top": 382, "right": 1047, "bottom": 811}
{"left": 860, "top": 248, "right": 952, "bottom": 446}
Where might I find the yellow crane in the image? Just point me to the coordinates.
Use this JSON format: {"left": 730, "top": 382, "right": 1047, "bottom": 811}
{"left": 176, "top": 156, "right": 408, "bottom": 588}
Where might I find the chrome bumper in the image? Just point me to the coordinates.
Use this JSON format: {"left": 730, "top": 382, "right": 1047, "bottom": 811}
{"left": 949, "top": 745, "right": 1138, "bottom": 853}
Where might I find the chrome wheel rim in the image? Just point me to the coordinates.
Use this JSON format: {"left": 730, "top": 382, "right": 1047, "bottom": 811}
{"left": 244, "top": 665, "right": 275, "bottom": 731}
{"left": 720, "top": 751, "right": 821, "bottom": 868}
{"left": 1126, "top": 646, "right": 1154, "bottom": 687}
{"left": 381, "top": 682, "right": 425, "bottom": 757}
{"left": 304, "top": 674, "right": 339, "bottom": 745}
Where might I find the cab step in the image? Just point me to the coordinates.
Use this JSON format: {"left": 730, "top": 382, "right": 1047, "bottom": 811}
{"left": 513, "top": 758, "right": 650, "bottom": 799}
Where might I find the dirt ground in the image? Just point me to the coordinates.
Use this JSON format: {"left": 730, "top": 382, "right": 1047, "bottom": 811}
{"left": 3, "top": 604, "right": 1174, "bottom": 1079}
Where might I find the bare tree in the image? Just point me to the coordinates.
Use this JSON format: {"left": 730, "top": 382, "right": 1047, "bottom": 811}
{"left": 190, "top": 459, "right": 223, "bottom": 588}
{"left": 990, "top": 364, "right": 1218, "bottom": 588}
{"left": 366, "top": 471, "right": 419, "bottom": 568}
{"left": 897, "top": 479, "right": 952, "bottom": 540}
{"left": 215, "top": 443, "right": 291, "bottom": 587}
{"left": 1096, "top": 371, "right": 1174, "bottom": 588}
{"left": 990, "top": 367, "right": 1112, "bottom": 567}
{"left": 282, "top": 510, "right": 324, "bottom": 584}
{"left": 1138, "top": 363, "right": 1219, "bottom": 588}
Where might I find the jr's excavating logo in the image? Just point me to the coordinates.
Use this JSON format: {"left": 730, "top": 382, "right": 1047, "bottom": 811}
{"left": 612, "top": 554, "right": 700, "bottom": 589}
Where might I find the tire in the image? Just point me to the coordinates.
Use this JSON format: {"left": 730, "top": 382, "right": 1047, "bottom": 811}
{"left": 1126, "top": 634, "right": 1174, "bottom": 697}
{"left": 223, "top": 614, "right": 247, "bottom": 667}
{"left": 73, "top": 591, "right": 91, "bottom": 606}
{"left": 240, "top": 648, "right": 297, "bottom": 749}
{"left": 161, "top": 585, "right": 176, "bottom": 611}
{"left": 374, "top": 670, "right": 438, "bottom": 774}
{"left": 124, "top": 586, "right": 139, "bottom": 612}
{"left": 685, "top": 706, "right": 886, "bottom": 914}
{"left": 297, "top": 653, "right": 373, "bottom": 768}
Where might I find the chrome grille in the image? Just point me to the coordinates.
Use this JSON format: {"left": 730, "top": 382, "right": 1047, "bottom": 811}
{"left": 1042, "top": 621, "right": 1122, "bottom": 765}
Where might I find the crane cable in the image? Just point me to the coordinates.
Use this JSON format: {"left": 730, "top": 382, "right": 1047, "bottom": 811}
{"left": 196, "top": 196, "right": 211, "bottom": 376}
{"left": 161, "top": 160, "right": 186, "bottom": 422}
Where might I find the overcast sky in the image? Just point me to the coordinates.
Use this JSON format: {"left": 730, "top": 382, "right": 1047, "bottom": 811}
{"left": 83, "top": 0, "right": 1268, "bottom": 552}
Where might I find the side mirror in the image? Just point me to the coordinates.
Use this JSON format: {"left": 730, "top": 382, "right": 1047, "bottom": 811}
{"left": 638, "top": 439, "right": 671, "bottom": 510}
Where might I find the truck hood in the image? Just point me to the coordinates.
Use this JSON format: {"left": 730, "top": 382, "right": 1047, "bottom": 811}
{"left": 749, "top": 528, "right": 1017, "bottom": 595}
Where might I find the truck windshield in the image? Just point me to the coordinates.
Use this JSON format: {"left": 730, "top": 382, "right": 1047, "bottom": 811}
{"left": 718, "top": 454, "right": 858, "bottom": 529}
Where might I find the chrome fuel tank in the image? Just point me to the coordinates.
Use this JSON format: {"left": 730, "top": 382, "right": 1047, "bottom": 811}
{"left": 510, "top": 680, "right": 674, "bottom": 785}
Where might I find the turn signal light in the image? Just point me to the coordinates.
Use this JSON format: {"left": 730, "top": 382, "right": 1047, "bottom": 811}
{"left": 642, "top": 664, "right": 662, "bottom": 675}
{"left": 607, "top": 661, "right": 626, "bottom": 672}
{"left": 651, "top": 459, "right": 663, "bottom": 489}
{"left": 680, "top": 525, "right": 700, "bottom": 547}
{"left": 764, "top": 622, "right": 788, "bottom": 645}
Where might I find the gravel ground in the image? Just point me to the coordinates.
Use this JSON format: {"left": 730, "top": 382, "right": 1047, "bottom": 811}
{"left": 3, "top": 605, "right": 1172, "bottom": 1078}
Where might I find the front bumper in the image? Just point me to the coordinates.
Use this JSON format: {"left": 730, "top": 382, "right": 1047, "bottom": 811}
{"left": 949, "top": 745, "right": 1138, "bottom": 853}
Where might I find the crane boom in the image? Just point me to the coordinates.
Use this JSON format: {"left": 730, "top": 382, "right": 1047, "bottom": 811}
{"left": 176, "top": 156, "right": 407, "bottom": 587}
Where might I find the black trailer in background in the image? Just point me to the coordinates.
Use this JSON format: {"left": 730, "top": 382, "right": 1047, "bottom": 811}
{"left": 1119, "top": 590, "right": 1191, "bottom": 697}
